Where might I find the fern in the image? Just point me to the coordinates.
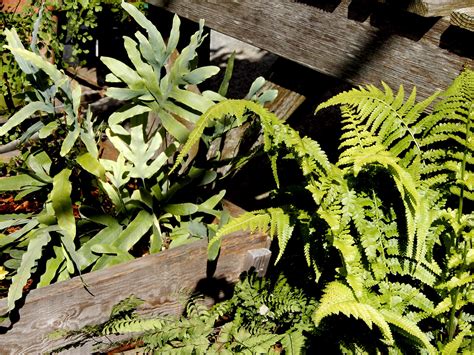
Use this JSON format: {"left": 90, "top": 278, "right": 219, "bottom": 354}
{"left": 314, "top": 281, "right": 394, "bottom": 345}
{"left": 208, "top": 207, "right": 293, "bottom": 261}
{"left": 419, "top": 68, "right": 474, "bottom": 204}
{"left": 53, "top": 273, "right": 316, "bottom": 353}
{"left": 441, "top": 326, "right": 472, "bottom": 355}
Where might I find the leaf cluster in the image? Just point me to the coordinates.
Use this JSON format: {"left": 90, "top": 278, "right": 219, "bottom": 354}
{"left": 0, "top": 3, "right": 275, "bottom": 321}
{"left": 52, "top": 273, "right": 317, "bottom": 354}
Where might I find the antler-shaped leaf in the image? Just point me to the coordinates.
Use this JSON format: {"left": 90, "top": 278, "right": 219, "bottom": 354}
{"left": 107, "top": 127, "right": 168, "bottom": 180}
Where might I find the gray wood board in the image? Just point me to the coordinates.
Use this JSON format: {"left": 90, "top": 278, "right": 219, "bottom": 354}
{"left": 146, "top": 0, "right": 473, "bottom": 100}
{"left": 0, "top": 227, "right": 270, "bottom": 353}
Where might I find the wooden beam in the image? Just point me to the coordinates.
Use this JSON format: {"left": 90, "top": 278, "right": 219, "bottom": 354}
{"left": 244, "top": 248, "right": 272, "bottom": 277}
{"left": 145, "top": 0, "right": 473, "bottom": 101}
{"left": 451, "top": 7, "right": 474, "bottom": 31}
{"left": 405, "top": 0, "right": 474, "bottom": 17}
{"left": 0, "top": 202, "right": 270, "bottom": 353}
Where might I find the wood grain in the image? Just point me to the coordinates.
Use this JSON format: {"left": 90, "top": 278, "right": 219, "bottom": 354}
{"left": 404, "top": 0, "right": 474, "bottom": 16}
{"left": 145, "top": 0, "right": 473, "bottom": 100}
{"left": 0, "top": 202, "right": 270, "bottom": 353}
{"left": 451, "top": 7, "right": 474, "bottom": 30}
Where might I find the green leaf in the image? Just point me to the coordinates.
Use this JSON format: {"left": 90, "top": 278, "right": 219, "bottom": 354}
{"left": 26, "top": 151, "right": 52, "bottom": 182}
{"left": 380, "top": 309, "right": 436, "bottom": 354}
{"left": 77, "top": 152, "right": 106, "bottom": 180}
{"left": 218, "top": 51, "right": 235, "bottom": 96}
{"left": 38, "top": 246, "right": 66, "bottom": 287}
{"left": 164, "top": 203, "right": 199, "bottom": 216}
{"left": 245, "top": 76, "right": 265, "bottom": 99}
{"left": 166, "top": 14, "right": 181, "bottom": 58}
{"left": 0, "top": 101, "right": 54, "bottom": 136}
{"left": 0, "top": 174, "right": 46, "bottom": 192}
{"left": 60, "top": 124, "right": 80, "bottom": 156}
{"left": 121, "top": 1, "right": 166, "bottom": 64}
{"left": 38, "top": 121, "right": 59, "bottom": 138}
{"left": 77, "top": 222, "right": 123, "bottom": 269}
{"left": 4, "top": 28, "right": 36, "bottom": 74}
{"left": 113, "top": 210, "right": 153, "bottom": 251}
{"left": 107, "top": 126, "right": 167, "bottom": 179}
{"left": 8, "top": 231, "right": 51, "bottom": 312}
{"left": 314, "top": 281, "right": 394, "bottom": 345}
{"left": 441, "top": 326, "right": 471, "bottom": 355}
{"left": 158, "top": 109, "right": 189, "bottom": 143}
{"left": 183, "top": 66, "right": 220, "bottom": 85}
{"left": 51, "top": 169, "right": 75, "bottom": 239}
{"left": 108, "top": 105, "right": 151, "bottom": 126}
{"left": 8, "top": 47, "right": 64, "bottom": 83}
{"left": 101, "top": 57, "right": 143, "bottom": 88}
{"left": 170, "top": 87, "right": 214, "bottom": 114}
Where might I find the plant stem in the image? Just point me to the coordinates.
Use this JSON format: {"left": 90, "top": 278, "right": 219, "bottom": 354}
{"left": 447, "top": 104, "right": 472, "bottom": 341}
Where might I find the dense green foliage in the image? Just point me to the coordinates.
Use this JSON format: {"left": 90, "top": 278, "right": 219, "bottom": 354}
{"left": 205, "top": 71, "right": 474, "bottom": 353}
{"left": 1, "top": 2, "right": 472, "bottom": 353}
{"left": 53, "top": 273, "right": 317, "bottom": 353}
{"left": 0, "top": 0, "right": 145, "bottom": 114}
{"left": 0, "top": 2, "right": 274, "bottom": 319}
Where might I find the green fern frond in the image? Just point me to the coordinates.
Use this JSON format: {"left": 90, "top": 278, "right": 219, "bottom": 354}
{"left": 379, "top": 309, "right": 436, "bottom": 354}
{"left": 102, "top": 315, "right": 168, "bottom": 335}
{"left": 316, "top": 82, "right": 439, "bottom": 166}
{"left": 441, "top": 325, "right": 472, "bottom": 355}
{"left": 208, "top": 208, "right": 293, "bottom": 262}
{"left": 314, "top": 281, "right": 394, "bottom": 345}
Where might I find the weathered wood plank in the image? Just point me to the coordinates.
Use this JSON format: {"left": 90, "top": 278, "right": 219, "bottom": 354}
{"left": 406, "top": 0, "right": 474, "bottom": 17}
{"left": 451, "top": 7, "right": 474, "bottom": 30}
{"left": 379, "top": 0, "right": 474, "bottom": 17}
{"left": 243, "top": 248, "right": 272, "bottom": 277}
{"left": 0, "top": 203, "right": 270, "bottom": 353}
{"left": 146, "top": 0, "right": 473, "bottom": 100}
{"left": 264, "top": 81, "right": 306, "bottom": 120}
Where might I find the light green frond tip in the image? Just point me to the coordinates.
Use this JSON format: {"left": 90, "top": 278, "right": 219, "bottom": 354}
{"left": 441, "top": 326, "right": 471, "bottom": 355}
{"left": 313, "top": 281, "right": 394, "bottom": 345}
{"left": 380, "top": 309, "right": 436, "bottom": 354}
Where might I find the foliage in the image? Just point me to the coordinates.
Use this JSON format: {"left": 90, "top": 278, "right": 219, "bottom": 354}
{"left": 0, "top": 0, "right": 146, "bottom": 114}
{"left": 206, "top": 69, "right": 474, "bottom": 353}
{"left": 52, "top": 273, "right": 317, "bottom": 354}
{"left": 0, "top": 2, "right": 274, "bottom": 319}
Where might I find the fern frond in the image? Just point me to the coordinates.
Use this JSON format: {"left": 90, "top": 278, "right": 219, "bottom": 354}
{"left": 316, "top": 82, "right": 439, "bottom": 166}
{"left": 313, "top": 281, "right": 394, "bottom": 345}
{"left": 208, "top": 207, "right": 293, "bottom": 261}
{"left": 379, "top": 309, "right": 436, "bottom": 354}
{"left": 102, "top": 315, "right": 168, "bottom": 335}
{"left": 441, "top": 325, "right": 472, "bottom": 355}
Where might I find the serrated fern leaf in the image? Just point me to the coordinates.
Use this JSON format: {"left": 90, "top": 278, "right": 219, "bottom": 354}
{"left": 441, "top": 326, "right": 471, "bottom": 355}
{"left": 380, "top": 309, "right": 436, "bottom": 354}
{"left": 102, "top": 316, "right": 168, "bottom": 335}
{"left": 208, "top": 208, "right": 292, "bottom": 261}
{"left": 313, "top": 281, "right": 394, "bottom": 345}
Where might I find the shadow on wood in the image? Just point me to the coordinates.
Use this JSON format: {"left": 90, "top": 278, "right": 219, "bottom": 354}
{"left": 0, "top": 202, "right": 271, "bottom": 353}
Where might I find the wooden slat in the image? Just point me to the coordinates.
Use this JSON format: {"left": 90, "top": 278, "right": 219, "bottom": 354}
{"left": 0, "top": 202, "right": 270, "bottom": 353}
{"left": 451, "top": 7, "right": 474, "bottom": 31}
{"left": 379, "top": 0, "right": 474, "bottom": 17}
{"left": 145, "top": 0, "right": 473, "bottom": 101}
{"left": 405, "top": 0, "right": 474, "bottom": 17}
{"left": 264, "top": 81, "right": 306, "bottom": 121}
